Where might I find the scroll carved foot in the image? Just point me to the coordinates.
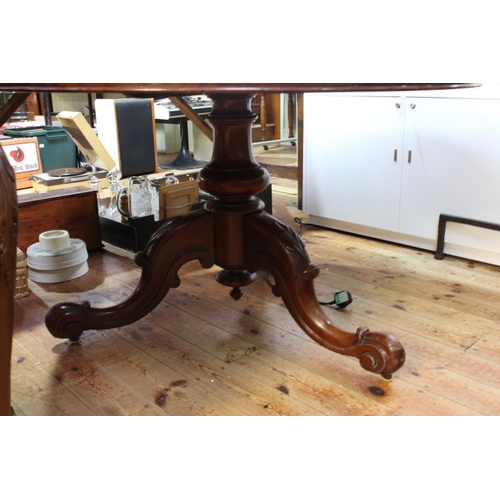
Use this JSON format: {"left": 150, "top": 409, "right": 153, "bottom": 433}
{"left": 45, "top": 209, "right": 215, "bottom": 341}
{"left": 243, "top": 211, "right": 405, "bottom": 378}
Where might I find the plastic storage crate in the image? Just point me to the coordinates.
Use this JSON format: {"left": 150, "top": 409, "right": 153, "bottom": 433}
{"left": 3, "top": 126, "right": 77, "bottom": 172}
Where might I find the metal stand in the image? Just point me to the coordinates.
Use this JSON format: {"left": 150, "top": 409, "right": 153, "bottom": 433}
{"left": 435, "top": 213, "right": 500, "bottom": 260}
{"left": 161, "top": 120, "right": 207, "bottom": 170}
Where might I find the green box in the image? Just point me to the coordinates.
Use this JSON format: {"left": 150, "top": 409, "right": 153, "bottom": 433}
{"left": 3, "top": 126, "right": 77, "bottom": 172}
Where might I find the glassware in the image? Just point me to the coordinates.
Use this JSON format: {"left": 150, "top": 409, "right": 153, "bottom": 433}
{"left": 148, "top": 179, "right": 161, "bottom": 221}
{"left": 104, "top": 168, "right": 123, "bottom": 221}
{"left": 88, "top": 175, "right": 107, "bottom": 216}
{"left": 116, "top": 175, "right": 153, "bottom": 219}
{"left": 128, "top": 176, "right": 152, "bottom": 218}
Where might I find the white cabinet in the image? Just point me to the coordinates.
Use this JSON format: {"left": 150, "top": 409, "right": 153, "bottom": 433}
{"left": 400, "top": 97, "right": 500, "bottom": 239}
{"left": 303, "top": 94, "right": 405, "bottom": 232}
{"left": 303, "top": 88, "right": 500, "bottom": 266}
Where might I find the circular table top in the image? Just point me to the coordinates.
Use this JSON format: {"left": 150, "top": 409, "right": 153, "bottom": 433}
{"left": 0, "top": 83, "right": 480, "bottom": 96}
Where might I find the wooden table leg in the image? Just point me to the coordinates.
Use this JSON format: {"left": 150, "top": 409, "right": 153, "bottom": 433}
{"left": 242, "top": 210, "right": 405, "bottom": 378}
{"left": 46, "top": 209, "right": 215, "bottom": 340}
{"left": 46, "top": 93, "right": 406, "bottom": 379}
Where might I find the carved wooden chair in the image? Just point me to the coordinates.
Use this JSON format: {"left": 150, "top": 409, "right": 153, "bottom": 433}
{"left": 0, "top": 147, "right": 17, "bottom": 416}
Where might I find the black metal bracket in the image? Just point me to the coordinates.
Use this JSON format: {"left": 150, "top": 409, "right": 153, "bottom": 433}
{"left": 435, "top": 214, "right": 500, "bottom": 260}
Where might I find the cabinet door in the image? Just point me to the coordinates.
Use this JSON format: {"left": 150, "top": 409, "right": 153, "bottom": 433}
{"left": 303, "top": 94, "right": 405, "bottom": 232}
{"left": 400, "top": 97, "right": 500, "bottom": 244}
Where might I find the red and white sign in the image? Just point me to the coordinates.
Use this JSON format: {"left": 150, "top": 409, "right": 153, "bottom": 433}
{"left": 0, "top": 137, "right": 43, "bottom": 189}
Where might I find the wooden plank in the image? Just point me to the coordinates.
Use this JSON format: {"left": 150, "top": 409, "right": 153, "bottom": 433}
{"left": 13, "top": 301, "right": 167, "bottom": 416}
{"left": 164, "top": 290, "right": 483, "bottom": 415}
{"left": 19, "top": 278, "right": 248, "bottom": 416}
{"left": 9, "top": 176, "right": 500, "bottom": 415}
{"left": 91, "top": 236, "right": 500, "bottom": 415}
{"left": 298, "top": 226, "right": 500, "bottom": 322}
{"left": 69, "top": 264, "right": 328, "bottom": 415}
{"left": 11, "top": 342, "right": 96, "bottom": 416}
{"left": 165, "top": 251, "right": 500, "bottom": 415}
{"left": 114, "top": 318, "right": 323, "bottom": 416}
{"left": 147, "top": 300, "right": 386, "bottom": 415}
{"left": 79, "top": 327, "right": 244, "bottom": 416}
{"left": 157, "top": 251, "right": 497, "bottom": 407}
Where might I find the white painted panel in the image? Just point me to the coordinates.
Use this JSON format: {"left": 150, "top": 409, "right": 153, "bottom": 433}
{"left": 400, "top": 97, "right": 500, "bottom": 253}
{"left": 303, "top": 93, "right": 404, "bottom": 232}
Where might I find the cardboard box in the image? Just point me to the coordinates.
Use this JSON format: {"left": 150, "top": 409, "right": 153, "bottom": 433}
{"left": 159, "top": 178, "right": 199, "bottom": 219}
{"left": 56, "top": 111, "right": 115, "bottom": 171}
{"left": 0, "top": 137, "right": 43, "bottom": 189}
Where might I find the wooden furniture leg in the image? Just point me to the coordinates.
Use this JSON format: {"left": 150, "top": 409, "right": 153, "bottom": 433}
{"left": 259, "top": 94, "right": 267, "bottom": 141}
{"left": 242, "top": 210, "right": 405, "bottom": 378}
{"left": 0, "top": 148, "right": 17, "bottom": 416}
{"left": 45, "top": 93, "right": 406, "bottom": 379}
{"left": 288, "top": 93, "right": 296, "bottom": 145}
{"left": 46, "top": 209, "right": 215, "bottom": 340}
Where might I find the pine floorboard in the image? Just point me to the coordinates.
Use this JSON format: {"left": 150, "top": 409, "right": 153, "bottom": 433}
{"left": 10, "top": 153, "right": 500, "bottom": 416}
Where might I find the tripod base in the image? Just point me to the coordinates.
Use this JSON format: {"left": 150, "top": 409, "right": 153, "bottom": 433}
{"left": 45, "top": 93, "right": 405, "bottom": 380}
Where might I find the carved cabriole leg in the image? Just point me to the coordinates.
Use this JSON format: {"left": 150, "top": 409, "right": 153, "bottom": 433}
{"left": 199, "top": 93, "right": 405, "bottom": 378}
{"left": 243, "top": 211, "right": 406, "bottom": 378}
{"left": 45, "top": 209, "right": 215, "bottom": 341}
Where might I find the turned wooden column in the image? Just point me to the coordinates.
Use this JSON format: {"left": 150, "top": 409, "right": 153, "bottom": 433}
{"left": 288, "top": 93, "right": 295, "bottom": 139}
{"left": 198, "top": 93, "right": 270, "bottom": 298}
{"left": 259, "top": 94, "right": 267, "bottom": 141}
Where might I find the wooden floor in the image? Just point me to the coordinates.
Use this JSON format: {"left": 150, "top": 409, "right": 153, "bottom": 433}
{"left": 10, "top": 156, "right": 500, "bottom": 415}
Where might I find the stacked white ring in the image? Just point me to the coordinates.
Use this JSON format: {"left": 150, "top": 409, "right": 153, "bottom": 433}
{"left": 38, "top": 230, "right": 71, "bottom": 252}
{"left": 27, "top": 231, "right": 89, "bottom": 283}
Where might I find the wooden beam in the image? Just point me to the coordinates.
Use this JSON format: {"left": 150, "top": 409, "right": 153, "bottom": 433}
{"left": 169, "top": 96, "right": 213, "bottom": 141}
{"left": 0, "top": 92, "right": 31, "bottom": 126}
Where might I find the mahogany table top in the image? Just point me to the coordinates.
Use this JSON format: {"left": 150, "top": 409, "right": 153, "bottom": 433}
{"left": 0, "top": 83, "right": 479, "bottom": 96}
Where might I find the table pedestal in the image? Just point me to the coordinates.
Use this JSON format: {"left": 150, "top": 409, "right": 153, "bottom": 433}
{"left": 45, "top": 94, "right": 405, "bottom": 379}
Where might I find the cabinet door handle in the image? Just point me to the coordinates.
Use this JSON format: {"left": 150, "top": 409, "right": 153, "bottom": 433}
{"left": 410, "top": 103, "right": 416, "bottom": 109}
{"left": 408, "top": 150, "right": 412, "bottom": 163}
{"left": 394, "top": 149, "right": 398, "bottom": 161}
{"left": 395, "top": 102, "right": 401, "bottom": 109}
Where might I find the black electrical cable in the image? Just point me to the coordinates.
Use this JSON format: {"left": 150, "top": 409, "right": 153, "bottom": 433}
{"left": 319, "top": 291, "right": 353, "bottom": 309}
{"left": 293, "top": 216, "right": 304, "bottom": 235}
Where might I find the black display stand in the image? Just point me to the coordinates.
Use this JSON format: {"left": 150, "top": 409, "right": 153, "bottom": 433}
{"left": 160, "top": 120, "right": 207, "bottom": 170}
